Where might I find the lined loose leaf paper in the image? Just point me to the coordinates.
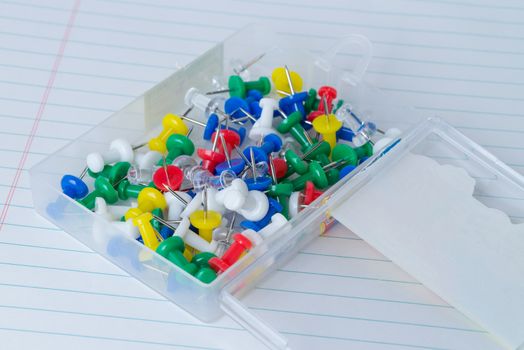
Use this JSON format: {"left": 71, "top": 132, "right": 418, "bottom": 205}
{"left": 1, "top": 0, "right": 522, "bottom": 349}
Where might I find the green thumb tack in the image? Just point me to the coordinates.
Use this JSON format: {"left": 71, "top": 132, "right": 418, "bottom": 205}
{"left": 79, "top": 176, "right": 118, "bottom": 210}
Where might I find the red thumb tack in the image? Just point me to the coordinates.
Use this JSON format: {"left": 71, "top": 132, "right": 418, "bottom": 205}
{"left": 209, "top": 233, "right": 252, "bottom": 273}
{"left": 212, "top": 129, "right": 241, "bottom": 157}
{"left": 317, "top": 86, "right": 337, "bottom": 113}
{"left": 304, "top": 181, "right": 323, "bottom": 205}
{"left": 197, "top": 148, "right": 226, "bottom": 173}
{"left": 269, "top": 157, "right": 288, "bottom": 179}
{"left": 152, "top": 165, "right": 184, "bottom": 191}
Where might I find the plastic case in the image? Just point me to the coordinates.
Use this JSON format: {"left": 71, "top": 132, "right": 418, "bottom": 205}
{"left": 30, "top": 26, "right": 524, "bottom": 349}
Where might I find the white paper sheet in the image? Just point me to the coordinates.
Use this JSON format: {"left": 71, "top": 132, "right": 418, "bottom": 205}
{"left": 1, "top": 0, "right": 523, "bottom": 349}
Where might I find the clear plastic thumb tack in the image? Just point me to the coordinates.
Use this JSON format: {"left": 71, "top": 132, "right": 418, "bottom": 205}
{"left": 336, "top": 103, "right": 380, "bottom": 147}
{"left": 185, "top": 87, "right": 225, "bottom": 117}
{"left": 231, "top": 52, "right": 266, "bottom": 80}
{"left": 127, "top": 165, "right": 156, "bottom": 185}
{"left": 208, "top": 169, "right": 237, "bottom": 189}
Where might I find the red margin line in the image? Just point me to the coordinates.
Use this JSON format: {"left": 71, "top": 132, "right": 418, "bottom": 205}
{"left": 0, "top": 0, "right": 82, "bottom": 231}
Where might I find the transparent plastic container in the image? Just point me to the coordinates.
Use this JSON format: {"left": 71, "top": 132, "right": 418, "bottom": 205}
{"left": 30, "top": 25, "right": 524, "bottom": 349}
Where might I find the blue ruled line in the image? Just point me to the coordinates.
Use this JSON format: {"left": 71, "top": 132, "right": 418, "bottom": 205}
{"left": 250, "top": 306, "right": 485, "bottom": 333}
{"left": 0, "top": 326, "right": 223, "bottom": 349}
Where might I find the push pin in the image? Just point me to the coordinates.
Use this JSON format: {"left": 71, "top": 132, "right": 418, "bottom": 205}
{"left": 212, "top": 129, "right": 241, "bottom": 159}
{"left": 331, "top": 144, "right": 358, "bottom": 168}
{"left": 249, "top": 98, "right": 278, "bottom": 140}
{"left": 289, "top": 181, "right": 328, "bottom": 219}
{"left": 47, "top": 169, "right": 90, "bottom": 218}
{"left": 203, "top": 113, "right": 247, "bottom": 143}
{"left": 317, "top": 86, "right": 337, "bottom": 114}
{"left": 228, "top": 75, "right": 271, "bottom": 99}
{"left": 189, "top": 187, "right": 222, "bottom": 242}
{"left": 243, "top": 147, "right": 272, "bottom": 191}
{"left": 240, "top": 198, "right": 281, "bottom": 232}
{"left": 215, "top": 157, "right": 245, "bottom": 176}
{"left": 152, "top": 164, "right": 184, "bottom": 192}
{"left": 213, "top": 212, "right": 237, "bottom": 257}
{"left": 86, "top": 139, "right": 135, "bottom": 173}
{"left": 214, "top": 132, "right": 245, "bottom": 175}
{"left": 277, "top": 111, "right": 314, "bottom": 149}
{"left": 304, "top": 88, "right": 318, "bottom": 115}
{"left": 124, "top": 187, "right": 167, "bottom": 220}
{"left": 160, "top": 133, "right": 195, "bottom": 165}
{"left": 266, "top": 178, "right": 293, "bottom": 219}
{"left": 243, "top": 133, "right": 282, "bottom": 168}
{"left": 232, "top": 52, "right": 266, "bottom": 77}
{"left": 336, "top": 103, "right": 383, "bottom": 147}
{"left": 208, "top": 233, "right": 253, "bottom": 273}
{"left": 87, "top": 162, "right": 131, "bottom": 188}
{"left": 284, "top": 149, "right": 309, "bottom": 175}
{"left": 60, "top": 172, "right": 89, "bottom": 199}
{"left": 277, "top": 66, "right": 308, "bottom": 116}
{"left": 291, "top": 161, "right": 329, "bottom": 190}
{"left": 132, "top": 212, "right": 161, "bottom": 251}
{"left": 116, "top": 179, "right": 147, "bottom": 201}
{"left": 312, "top": 113, "right": 343, "bottom": 155}
{"left": 163, "top": 184, "right": 191, "bottom": 220}
{"left": 191, "top": 252, "right": 218, "bottom": 283}
{"left": 268, "top": 155, "right": 288, "bottom": 180}
{"left": 156, "top": 236, "right": 198, "bottom": 275}
{"left": 78, "top": 177, "right": 119, "bottom": 210}
{"left": 93, "top": 197, "right": 139, "bottom": 240}
{"left": 185, "top": 87, "right": 226, "bottom": 118}
{"left": 303, "top": 181, "right": 323, "bottom": 205}
{"left": 224, "top": 96, "right": 251, "bottom": 121}
{"left": 148, "top": 114, "right": 189, "bottom": 153}
{"left": 271, "top": 66, "right": 303, "bottom": 97}
{"left": 184, "top": 166, "right": 213, "bottom": 194}
{"left": 216, "top": 178, "right": 269, "bottom": 221}
{"left": 197, "top": 125, "right": 226, "bottom": 174}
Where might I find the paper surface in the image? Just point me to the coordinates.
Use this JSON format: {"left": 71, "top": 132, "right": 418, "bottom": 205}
{"left": 1, "top": 0, "right": 523, "bottom": 349}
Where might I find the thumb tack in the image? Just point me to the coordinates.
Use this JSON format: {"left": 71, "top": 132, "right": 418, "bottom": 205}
{"left": 132, "top": 212, "right": 161, "bottom": 251}
{"left": 185, "top": 87, "right": 226, "bottom": 117}
{"left": 189, "top": 187, "right": 222, "bottom": 242}
{"left": 152, "top": 165, "right": 184, "bottom": 192}
{"left": 208, "top": 233, "right": 253, "bottom": 273}
{"left": 272, "top": 66, "right": 303, "bottom": 97}
{"left": 249, "top": 98, "right": 279, "bottom": 140}
{"left": 161, "top": 134, "right": 195, "bottom": 165}
{"left": 86, "top": 139, "right": 134, "bottom": 173}
{"left": 60, "top": 173, "right": 89, "bottom": 199}
{"left": 232, "top": 52, "right": 266, "bottom": 77}
{"left": 336, "top": 103, "right": 382, "bottom": 147}
{"left": 79, "top": 176, "right": 118, "bottom": 210}
{"left": 149, "top": 114, "right": 189, "bottom": 153}
{"left": 228, "top": 75, "right": 271, "bottom": 99}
